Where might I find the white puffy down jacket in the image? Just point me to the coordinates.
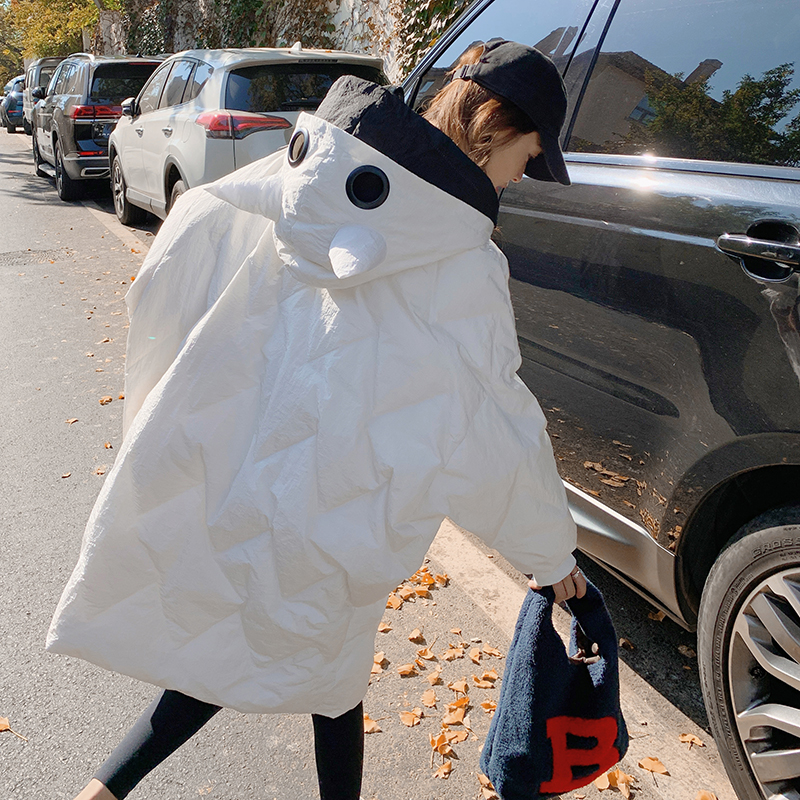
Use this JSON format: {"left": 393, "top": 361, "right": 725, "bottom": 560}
{"left": 47, "top": 78, "right": 577, "bottom": 716}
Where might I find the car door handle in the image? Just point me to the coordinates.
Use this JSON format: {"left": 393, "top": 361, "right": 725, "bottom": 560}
{"left": 162, "top": 126, "right": 173, "bottom": 136}
{"left": 716, "top": 233, "right": 800, "bottom": 266}
{"left": 135, "top": 126, "right": 143, "bottom": 137}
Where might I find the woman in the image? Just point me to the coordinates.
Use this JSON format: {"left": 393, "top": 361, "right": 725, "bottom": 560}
{"left": 54, "top": 39, "right": 586, "bottom": 800}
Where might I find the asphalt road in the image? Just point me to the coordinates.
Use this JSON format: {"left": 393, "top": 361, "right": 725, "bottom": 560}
{"left": 0, "top": 129, "right": 736, "bottom": 800}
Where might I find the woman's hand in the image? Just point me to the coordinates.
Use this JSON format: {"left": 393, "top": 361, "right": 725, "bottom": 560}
{"left": 529, "top": 565, "right": 587, "bottom": 604}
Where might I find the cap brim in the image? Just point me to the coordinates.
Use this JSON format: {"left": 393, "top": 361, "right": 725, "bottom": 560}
{"left": 524, "top": 130, "right": 570, "bottom": 186}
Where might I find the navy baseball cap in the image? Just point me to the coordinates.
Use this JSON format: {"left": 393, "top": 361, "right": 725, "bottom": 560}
{"left": 453, "top": 38, "right": 571, "bottom": 186}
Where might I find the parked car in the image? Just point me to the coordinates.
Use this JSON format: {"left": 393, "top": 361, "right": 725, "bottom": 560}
{"left": 404, "top": 1, "right": 800, "bottom": 798}
{"left": 108, "top": 44, "right": 387, "bottom": 223}
{"left": 1, "top": 74, "right": 25, "bottom": 133}
{"left": 23, "top": 56, "right": 66, "bottom": 135}
{"left": 31, "top": 53, "right": 164, "bottom": 201}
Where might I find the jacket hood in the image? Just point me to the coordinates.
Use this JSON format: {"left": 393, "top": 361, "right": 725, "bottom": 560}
{"left": 206, "top": 77, "right": 497, "bottom": 289}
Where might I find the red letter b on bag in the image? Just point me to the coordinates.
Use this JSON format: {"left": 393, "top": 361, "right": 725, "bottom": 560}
{"left": 539, "top": 716, "right": 619, "bottom": 793}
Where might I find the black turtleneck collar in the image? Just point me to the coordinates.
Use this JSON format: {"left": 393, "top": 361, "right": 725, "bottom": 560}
{"left": 315, "top": 76, "right": 500, "bottom": 225}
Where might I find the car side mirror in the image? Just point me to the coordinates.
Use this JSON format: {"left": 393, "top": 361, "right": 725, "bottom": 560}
{"left": 121, "top": 97, "right": 136, "bottom": 117}
{"left": 32, "top": 87, "right": 46, "bottom": 100}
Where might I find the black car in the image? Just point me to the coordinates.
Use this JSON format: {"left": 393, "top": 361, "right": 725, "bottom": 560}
{"left": 404, "top": 1, "right": 800, "bottom": 798}
{"left": 31, "top": 53, "right": 163, "bottom": 201}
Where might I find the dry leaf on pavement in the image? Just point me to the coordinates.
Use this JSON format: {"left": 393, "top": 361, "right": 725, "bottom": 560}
{"left": 469, "top": 648, "right": 482, "bottom": 664}
{"left": 435, "top": 573, "right": 449, "bottom": 586}
{"left": 398, "top": 663, "right": 418, "bottom": 677}
{"left": 442, "top": 706, "right": 467, "bottom": 726}
{"left": 426, "top": 666, "right": 443, "bottom": 685}
{"left": 377, "top": 622, "right": 391, "bottom": 633}
{"left": 61, "top": 472, "right": 71, "bottom": 479}
{"left": 448, "top": 679, "right": 469, "bottom": 695}
{"left": 639, "top": 756, "right": 669, "bottom": 774}
{"left": 399, "top": 708, "right": 423, "bottom": 727}
{"left": 481, "top": 700, "right": 497, "bottom": 714}
{"left": 434, "top": 761, "right": 452, "bottom": 779}
{"left": 679, "top": 732, "right": 704, "bottom": 748}
{"left": 421, "top": 689, "right": 437, "bottom": 708}
{"left": 104, "top": 442, "right": 113, "bottom": 449}
{"left": 0, "top": 717, "right": 27, "bottom": 741}
{"left": 363, "top": 713, "right": 381, "bottom": 734}
{"left": 99, "top": 396, "right": 113, "bottom": 405}
{"left": 417, "top": 647, "right": 436, "bottom": 660}
{"left": 482, "top": 644, "right": 503, "bottom": 657}
{"left": 478, "top": 773, "right": 499, "bottom": 800}
{"left": 694, "top": 792, "right": 718, "bottom": 800}
{"left": 594, "top": 771, "right": 611, "bottom": 790}
{"left": 678, "top": 644, "right": 697, "bottom": 658}
{"left": 408, "top": 628, "right": 424, "bottom": 643}
{"left": 607, "top": 768, "right": 636, "bottom": 798}
{"left": 619, "top": 637, "right": 635, "bottom": 651}
{"left": 648, "top": 610, "right": 666, "bottom": 621}
{"left": 386, "top": 593, "right": 402, "bottom": 610}
{"left": 65, "top": 418, "right": 78, "bottom": 425}
{"left": 442, "top": 646, "right": 465, "bottom": 661}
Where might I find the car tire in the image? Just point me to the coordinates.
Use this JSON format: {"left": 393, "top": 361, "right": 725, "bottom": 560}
{"left": 7, "top": 121, "right": 16, "bottom": 133}
{"left": 112, "top": 156, "right": 147, "bottom": 225}
{"left": 32, "top": 128, "right": 47, "bottom": 178}
{"left": 22, "top": 117, "right": 31, "bottom": 136}
{"left": 169, "top": 179, "right": 187, "bottom": 213}
{"left": 698, "top": 505, "right": 800, "bottom": 799}
{"left": 54, "top": 140, "right": 80, "bottom": 201}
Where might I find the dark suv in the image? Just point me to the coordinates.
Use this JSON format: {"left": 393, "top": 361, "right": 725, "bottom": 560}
{"left": 405, "top": 1, "right": 800, "bottom": 798}
{"left": 31, "top": 53, "right": 163, "bottom": 201}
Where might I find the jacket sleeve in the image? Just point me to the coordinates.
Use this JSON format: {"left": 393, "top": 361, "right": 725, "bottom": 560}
{"left": 430, "top": 244, "right": 577, "bottom": 586}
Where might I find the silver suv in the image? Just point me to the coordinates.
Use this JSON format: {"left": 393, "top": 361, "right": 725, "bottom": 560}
{"left": 108, "top": 44, "right": 387, "bottom": 224}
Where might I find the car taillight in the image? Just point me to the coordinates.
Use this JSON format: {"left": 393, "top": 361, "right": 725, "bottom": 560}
{"left": 195, "top": 111, "right": 291, "bottom": 139}
{"left": 69, "top": 105, "right": 122, "bottom": 119}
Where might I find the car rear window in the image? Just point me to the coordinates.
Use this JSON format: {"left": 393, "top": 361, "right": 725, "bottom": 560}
{"left": 90, "top": 63, "right": 161, "bottom": 105}
{"left": 225, "top": 62, "right": 388, "bottom": 113}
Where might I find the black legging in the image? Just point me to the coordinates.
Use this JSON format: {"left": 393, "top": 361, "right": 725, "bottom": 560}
{"left": 94, "top": 689, "right": 364, "bottom": 800}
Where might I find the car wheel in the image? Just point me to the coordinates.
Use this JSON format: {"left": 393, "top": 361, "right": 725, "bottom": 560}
{"left": 169, "top": 179, "right": 187, "bottom": 213}
{"left": 111, "top": 156, "right": 147, "bottom": 225}
{"left": 22, "top": 117, "right": 31, "bottom": 136}
{"left": 32, "top": 129, "right": 47, "bottom": 178}
{"left": 54, "top": 141, "right": 80, "bottom": 201}
{"left": 698, "top": 505, "right": 800, "bottom": 799}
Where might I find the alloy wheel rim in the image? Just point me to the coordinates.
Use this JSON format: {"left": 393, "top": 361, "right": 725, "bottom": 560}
{"left": 112, "top": 162, "right": 124, "bottom": 217}
{"left": 729, "top": 569, "right": 800, "bottom": 798}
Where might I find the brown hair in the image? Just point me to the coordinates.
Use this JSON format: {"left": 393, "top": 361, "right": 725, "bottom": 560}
{"left": 422, "top": 44, "right": 536, "bottom": 169}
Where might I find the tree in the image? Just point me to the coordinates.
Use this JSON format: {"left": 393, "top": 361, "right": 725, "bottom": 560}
{"left": 583, "top": 63, "right": 800, "bottom": 168}
{"left": 0, "top": 1, "right": 24, "bottom": 85}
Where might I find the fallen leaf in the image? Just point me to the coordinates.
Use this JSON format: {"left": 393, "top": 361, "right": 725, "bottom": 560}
{"left": 619, "top": 637, "right": 635, "bottom": 651}
{"left": 694, "top": 792, "right": 718, "bottom": 800}
{"left": 118, "top": 393, "right": 125, "bottom": 400}
{"left": 426, "top": 666, "right": 443, "bottom": 685}
{"left": 433, "top": 761, "right": 452, "bottom": 779}
{"left": 399, "top": 709, "right": 422, "bottom": 727}
{"left": 386, "top": 593, "right": 402, "bottom": 610}
{"left": 363, "top": 713, "right": 381, "bottom": 734}
{"left": 606, "top": 768, "right": 636, "bottom": 798}
{"left": 0, "top": 717, "right": 27, "bottom": 741}
{"left": 397, "top": 586, "right": 416, "bottom": 601}
{"left": 639, "top": 756, "right": 669, "bottom": 775}
{"left": 99, "top": 396, "right": 113, "bottom": 405}
{"left": 408, "top": 628, "right": 424, "bottom": 643}
{"left": 95, "top": 467, "right": 106, "bottom": 476}
{"left": 678, "top": 644, "right": 697, "bottom": 658}
{"left": 417, "top": 647, "right": 436, "bottom": 660}
{"left": 679, "top": 732, "right": 704, "bottom": 748}
{"left": 584, "top": 461, "right": 604, "bottom": 471}
{"left": 421, "top": 689, "right": 437, "bottom": 708}
{"left": 398, "top": 663, "right": 418, "bottom": 677}
{"left": 435, "top": 573, "right": 449, "bottom": 586}
{"left": 480, "top": 700, "right": 497, "bottom": 714}
{"left": 442, "top": 707, "right": 466, "bottom": 725}
{"left": 85, "top": 352, "right": 94, "bottom": 357}
{"left": 65, "top": 418, "right": 78, "bottom": 425}
{"left": 469, "top": 648, "right": 482, "bottom": 664}
{"left": 97, "top": 337, "right": 111, "bottom": 343}
{"left": 450, "top": 627, "right": 462, "bottom": 635}
{"left": 601, "top": 478, "right": 627, "bottom": 488}
{"left": 477, "top": 774, "right": 499, "bottom": 800}
{"left": 104, "top": 442, "right": 113, "bottom": 449}
{"left": 415, "top": 588, "right": 431, "bottom": 598}
{"left": 482, "top": 669, "right": 499, "bottom": 681}
{"left": 482, "top": 644, "right": 503, "bottom": 657}
{"left": 473, "top": 678, "right": 494, "bottom": 688}
{"left": 594, "top": 772, "right": 611, "bottom": 790}
{"left": 648, "top": 610, "right": 666, "bottom": 622}
{"left": 448, "top": 679, "right": 469, "bottom": 695}
{"left": 446, "top": 729, "right": 468, "bottom": 743}
{"left": 61, "top": 472, "right": 71, "bottom": 479}
{"left": 441, "top": 646, "right": 464, "bottom": 661}
{"left": 448, "top": 696, "right": 470, "bottom": 709}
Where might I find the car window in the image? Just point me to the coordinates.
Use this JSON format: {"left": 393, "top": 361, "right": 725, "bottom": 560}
{"left": 160, "top": 59, "right": 195, "bottom": 108}
{"left": 53, "top": 64, "right": 74, "bottom": 95}
{"left": 184, "top": 61, "right": 213, "bottom": 103}
{"left": 64, "top": 65, "right": 83, "bottom": 95}
{"left": 92, "top": 62, "right": 161, "bottom": 106}
{"left": 409, "top": 0, "right": 599, "bottom": 115}
{"left": 225, "top": 62, "right": 388, "bottom": 113}
{"left": 567, "top": 0, "right": 800, "bottom": 168}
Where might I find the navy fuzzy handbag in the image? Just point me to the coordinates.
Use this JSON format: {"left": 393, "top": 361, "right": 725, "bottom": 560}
{"left": 480, "top": 580, "right": 628, "bottom": 799}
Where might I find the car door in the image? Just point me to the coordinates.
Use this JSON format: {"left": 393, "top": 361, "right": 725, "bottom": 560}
{"left": 497, "top": 0, "right": 800, "bottom": 600}
{"left": 122, "top": 61, "right": 174, "bottom": 206}
{"left": 37, "top": 63, "right": 67, "bottom": 163}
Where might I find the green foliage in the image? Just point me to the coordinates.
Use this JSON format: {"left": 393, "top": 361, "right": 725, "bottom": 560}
{"left": 0, "top": 3, "right": 24, "bottom": 85}
{"left": 394, "top": 0, "right": 470, "bottom": 78}
{"left": 8, "top": 0, "right": 120, "bottom": 57}
{"left": 597, "top": 63, "right": 800, "bottom": 168}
